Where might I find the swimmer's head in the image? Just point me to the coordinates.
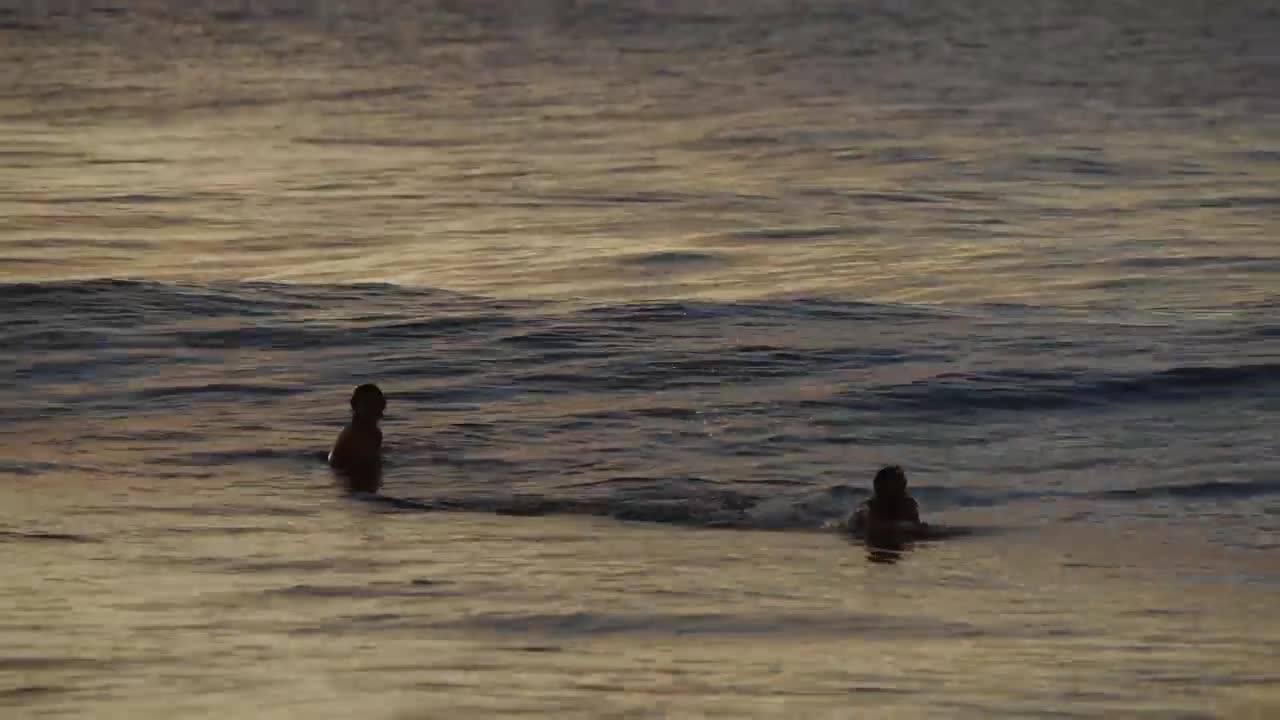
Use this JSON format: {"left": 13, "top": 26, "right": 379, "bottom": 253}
{"left": 873, "top": 465, "right": 908, "bottom": 498}
{"left": 350, "top": 383, "right": 386, "bottom": 421}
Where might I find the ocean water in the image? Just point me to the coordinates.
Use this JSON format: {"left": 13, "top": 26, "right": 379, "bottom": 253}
{"left": 2, "top": 1, "right": 1279, "bottom": 717}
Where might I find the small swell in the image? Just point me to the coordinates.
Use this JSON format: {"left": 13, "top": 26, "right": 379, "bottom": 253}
{"left": 524, "top": 190, "right": 688, "bottom": 206}
{"left": 726, "top": 226, "right": 850, "bottom": 243}
{"left": 435, "top": 494, "right": 756, "bottom": 527}
{"left": 845, "top": 191, "right": 941, "bottom": 204}
{"left": 874, "top": 363, "right": 1280, "bottom": 413}
{"left": 162, "top": 448, "right": 318, "bottom": 466}
{"left": 0, "top": 686, "right": 62, "bottom": 700}
{"left": 0, "top": 657, "right": 105, "bottom": 670}
{"left": 370, "top": 477, "right": 1276, "bottom": 532}
{"left": 0, "top": 461, "right": 96, "bottom": 477}
{"left": 0, "top": 279, "right": 306, "bottom": 328}
{"left": 259, "top": 582, "right": 453, "bottom": 600}
{"left": 1097, "top": 479, "right": 1280, "bottom": 501}
{"left": 1151, "top": 195, "right": 1280, "bottom": 210}
{"left": 168, "top": 314, "right": 515, "bottom": 351}
{"left": 498, "top": 326, "right": 617, "bottom": 350}
{"left": 1101, "top": 363, "right": 1280, "bottom": 398}
{"left": 36, "top": 192, "right": 214, "bottom": 205}
{"left": 1024, "top": 155, "right": 1117, "bottom": 176}
{"left": 617, "top": 251, "right": 726, "bottom": 269}
{"left": 1116, "top": 254, "right": 1280, "bottom": 270}
{"left": 577, "top": 298, "right": 941, "bottom": 324}
{"left": 132, "top": 383, "right": 302, "bottom": 401}
{"left": 293, "top": 135, "right": 453, "bottom": 149}
{"left": 0, "top": 530, "right": 96, "bottom": 543}
{"left": 428, "top": 610, "right": 979, "bottom": 639}
{"left": 372, "top": 314, "right": 517, "bottom": 338}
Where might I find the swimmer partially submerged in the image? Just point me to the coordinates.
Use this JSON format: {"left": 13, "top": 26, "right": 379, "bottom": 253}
{"left": 850, "top": 465, "right": 929, "bottom": 540}
{"left": 329, "top": 383, "right": 386, "bottom": 493}
{"left": 324, "top": 386, "right": 928, "bottom": 536}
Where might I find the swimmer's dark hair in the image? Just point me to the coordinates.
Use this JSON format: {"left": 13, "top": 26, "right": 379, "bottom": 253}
{"left": 350, "top": 383, "right": 386, "bottom": 413}
{"left": 873, "top": 465, "right": 908, "bottom": 497}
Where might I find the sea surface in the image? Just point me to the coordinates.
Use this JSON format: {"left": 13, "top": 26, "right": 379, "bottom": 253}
{"left": 1, "top": 1, "right": 1278, "bottom": 717}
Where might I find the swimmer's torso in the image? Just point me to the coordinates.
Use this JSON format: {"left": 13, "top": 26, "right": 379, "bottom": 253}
{"left": 329, "top": 423, "right": 382, "bottom": 492}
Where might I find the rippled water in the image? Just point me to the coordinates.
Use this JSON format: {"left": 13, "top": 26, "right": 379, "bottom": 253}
{"left": 1, "top": 1, "right": 1278, "bottom": 717}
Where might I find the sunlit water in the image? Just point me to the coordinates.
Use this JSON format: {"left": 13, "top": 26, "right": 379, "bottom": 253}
{"left": 1, "top": 1, "right": 1278, "bottom": 717}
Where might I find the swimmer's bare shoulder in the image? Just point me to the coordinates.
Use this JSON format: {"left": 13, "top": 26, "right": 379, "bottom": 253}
{"left": 329, "top": 423, "right": 382, "bottom": 471}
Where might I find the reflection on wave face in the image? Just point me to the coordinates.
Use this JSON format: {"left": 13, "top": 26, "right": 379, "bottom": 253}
{"left": 7, "top": 280, "right": 1270, "bottom": 540}
{"left": 0, "top": 1, "right": 1276, "bottom": 309}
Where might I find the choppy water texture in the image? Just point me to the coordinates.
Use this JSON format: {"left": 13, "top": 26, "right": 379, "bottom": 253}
{"left": 1, "top": 1, "right": 1278, "bottom": 717}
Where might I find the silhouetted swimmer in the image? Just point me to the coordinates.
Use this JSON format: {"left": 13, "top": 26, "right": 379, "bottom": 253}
{"left": 850, "top": 465, "right": 928, "bottom": 543}
{"left": 329, "top": 383, "right": 385, "bottom": 493}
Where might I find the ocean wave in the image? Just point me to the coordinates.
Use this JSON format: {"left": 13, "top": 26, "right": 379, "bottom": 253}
{"left": 1096, "top": 479, "right": 1280, "bottom": 501}
{"left": 0, "top": 460, "right": 100, "bottom": 477}
{"left": 723, "top": 225, "right": 853, "bottom": 244}
{"left": 575, "top": 297, "right": 943, "bottom": 324}
{"left": 0, "top": 279, "right": 292, "bottom": 314}
{"left": 871, "top": 363, "right": 1280, "bottom": 413}
{"left": 157, "top": 448, "right": 320, "bottom": 466}
{"left": 3, "top": 281, "right": 1273, "bottom": 396}
{"left": 424, "top": 610, "right": 980, "bottom": 639}
{"left": 258, "top": 582, "right": 455, "bottom": 600}
{"left": 368, "top": 492, "right": 760, "bottom": 528}
{"left": 4, "top": 279, "right": 1276, "bottom": 536}
{"left": 133, "top": 383, "right": 302, "bottom": 401}
{"left": 0, "top": 279, "right": 502, "bottom": 321}
{"left": 0, "top": 530, "right": 96, "bottom": 543}
{"left": 0, "top": 280, "right": 521, "bottom": 352}
{"left": 0, "top": 277, "right": 1151, "bottom": 334}
{"left": 360, "top": 473, "right": 1280, "bottom": 533}
{"left": 360, "top": 484, "right": 976, "bottom": 531}
{"left": 616, "top": 251, "right": 728, "bottom": 270}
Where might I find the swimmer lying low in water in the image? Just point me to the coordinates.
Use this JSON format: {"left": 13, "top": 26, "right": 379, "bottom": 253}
{"left": 329, "top": 383, "right": 386, "bottom": 493}
{"left": 850, "top": 465, "right": 929, "bottom": 539}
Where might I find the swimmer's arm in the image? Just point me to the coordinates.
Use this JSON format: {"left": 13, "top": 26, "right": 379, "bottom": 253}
{"left": 329, "top": 426, "right": 367, "bottom": 468}
{"left": 850, "top": 505, "right": 869, "bottom": 533}
{"left": 904, "top": 497, "right": 922, "bottom": 525}
{"left": 898, "top": 500, "right": 928, "bottom": 534}
{"left": 328, "top": 426, "right": 352, "bottom": 467}
{"left": 329, "top": 426, "right": 381, "bottom": 471}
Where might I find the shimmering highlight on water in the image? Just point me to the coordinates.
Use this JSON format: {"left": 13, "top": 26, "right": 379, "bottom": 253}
{"left": 1, "top": 1, "right": 1278, "bottom": 717}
